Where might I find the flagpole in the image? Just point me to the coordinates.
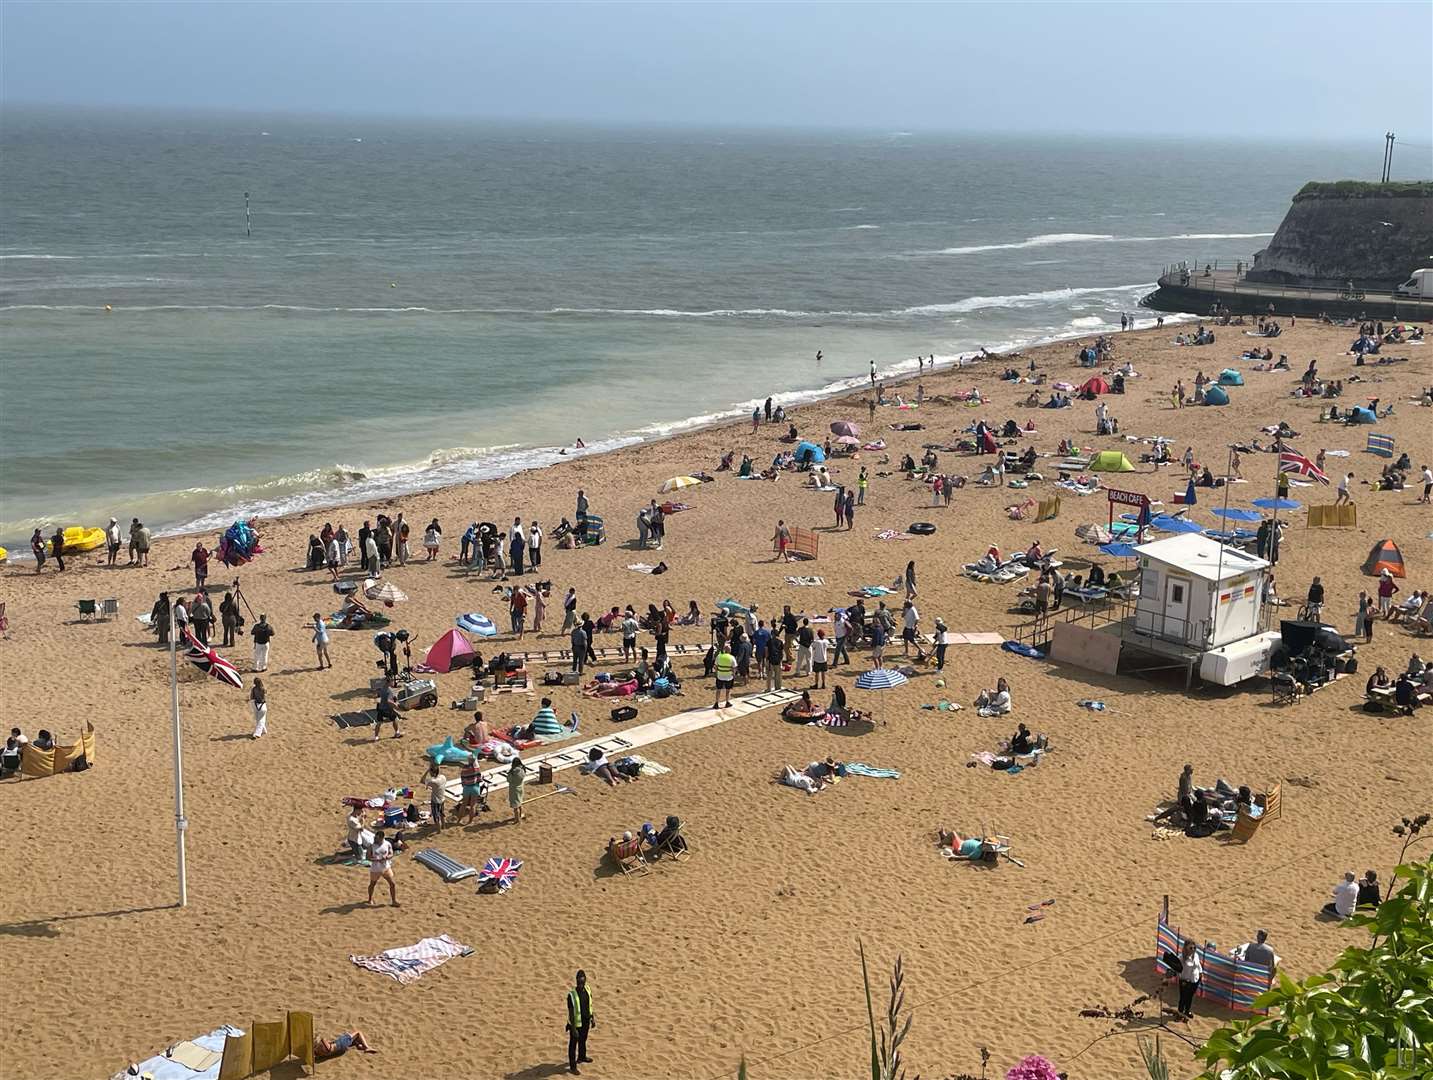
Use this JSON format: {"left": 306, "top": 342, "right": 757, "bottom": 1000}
{"left": 170, "top": 594, "right": 189, "bottom": 908}
{"left": 1211, "top": 447, "right": 1234, "bottom": 645}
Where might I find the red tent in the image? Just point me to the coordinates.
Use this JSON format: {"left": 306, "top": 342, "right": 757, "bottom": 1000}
{"left": 1078, "top": 376, "right": 1110, "bottom": 398}
{"left": 425, "top": 628, "right": 476, "bottom": 673}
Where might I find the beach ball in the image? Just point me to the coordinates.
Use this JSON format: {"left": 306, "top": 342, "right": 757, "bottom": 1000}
{"left": 935, "top": 678, "right": 946, "bottom": 688}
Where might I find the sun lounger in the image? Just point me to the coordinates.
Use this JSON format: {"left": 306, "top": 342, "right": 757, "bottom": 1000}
{"left": 414, "top": 849, "right": 479, "bottom": 882}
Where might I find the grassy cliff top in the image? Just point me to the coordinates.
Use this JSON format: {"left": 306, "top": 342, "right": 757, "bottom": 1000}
{"left": 1294, "top": 180, "right": 1433, "bottom": 200}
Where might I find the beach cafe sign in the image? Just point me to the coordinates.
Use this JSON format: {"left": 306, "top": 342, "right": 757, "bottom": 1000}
{"left": 1107, "top": 488, "right": 1150, "bottom": 534}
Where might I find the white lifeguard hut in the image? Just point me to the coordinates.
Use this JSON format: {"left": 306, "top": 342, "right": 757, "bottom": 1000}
{"left": 1130, "top": 533, "right": 1277, "bottom": 685}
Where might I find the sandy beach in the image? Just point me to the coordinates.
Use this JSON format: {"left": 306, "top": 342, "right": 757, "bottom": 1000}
{"left": 2, "top": 320, "right": 1430, "bottom": 1080}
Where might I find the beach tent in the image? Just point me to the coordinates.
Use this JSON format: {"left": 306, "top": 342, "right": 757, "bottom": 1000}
{"left": 1077, "top": 376, "right": 1110, "bottom": 398}
{"left": 1089, "top": 450, "right": 1135, "bottom": 472}
{"left": 794, "top": 441, "right": 826, "bottom": 465}
{"left": 1217, "top": 368, "right": 1244, "bottom": 386}
{"left": 1202, "top": 385, "right": 1230, "bottom": 406}
{"left": 1362, "top": 539, "right": 1405, "bottom": 578}
{"left": 425, "top": 628, "right": 476, "bottom": 674}
{"left": 1347, "top": 407, "right": 1378, "bottom": 424}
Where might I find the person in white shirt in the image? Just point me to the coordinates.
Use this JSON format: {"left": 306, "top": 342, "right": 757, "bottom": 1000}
{"left": 528, "top": 521, "right": 542, "bottom": 569}
{"left": 901, "top": 601, "right": 925, "bottom": 660}
{"left": 1420, "top": 465, "right": 1433, "bottom": 505}
{"left": 1322, "top": 871, "right": 1360, "bottom": 919}
{"left": 106, "top": 516, "right": 122, "bottom": 567}
{"left": 366, "top": 830, "right": 397, "bottom": 906}
{"left": 1334, "top": 472, "right": 1353, "bottom": 506}
{"left": 345, "top": 808, "right": 367, "bottom": 861}
{"left": 1176, "top": 940, "right": 1202, "bottom": 1018}
{"left": 976, "top": 677, "right": 1013, "bottom": 716}
{"left": 422, "top": 762, "right": 447, "bottom": 831}
{"left": 809, "top": 630, "right": 831, "bottom": 689}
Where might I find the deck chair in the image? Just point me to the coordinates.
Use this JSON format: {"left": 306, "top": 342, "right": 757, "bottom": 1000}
{"left": 648, "top": 817, "right": 691, "bottom": 862}
{"left": 607, "top": 835, "right": 649, "bottom": 876}
{"left": 75, "top": 598, "right": 97, "bottom": 622}
{"left": 1229, "top": 782, "right": 1282, "bottom": 843}
{"left": 100, "top": 598, "right": 120, "bottom": 620}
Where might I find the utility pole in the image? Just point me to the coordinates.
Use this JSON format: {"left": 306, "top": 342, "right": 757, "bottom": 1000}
{"left": 244, "top": 191, "right": 252, "bottom": 238}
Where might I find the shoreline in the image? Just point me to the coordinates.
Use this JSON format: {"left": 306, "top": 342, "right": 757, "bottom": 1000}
{"left": 1, "top": 307, "right": 1193, "bottom": 554}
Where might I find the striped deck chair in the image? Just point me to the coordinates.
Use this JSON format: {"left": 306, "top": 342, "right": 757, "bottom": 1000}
{"left": 1229, "top": 782, "right": 1282, "bottom": 843}
{"left": 607, "top": 835, "right": 649, "bottom": 876}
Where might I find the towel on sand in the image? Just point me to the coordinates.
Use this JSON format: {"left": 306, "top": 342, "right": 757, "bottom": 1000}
{"left": 839, "top": 762, "right": 901, "bottom": 779}
{"left": 350, "top": 934, "right": 471, "bottom": 985}
{"left": 785, "top": 575, "right": 826, "bottom": 586}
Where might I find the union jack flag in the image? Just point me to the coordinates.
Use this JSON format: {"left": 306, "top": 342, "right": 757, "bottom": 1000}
{"left": 181, "top": 630, "right": 244, "bottom": 689}
{"left": 1278, "top": 449, "right": 1329, "bottom": 484}
{"left": 478, "top": 856, "right": 523, "bottom": 892}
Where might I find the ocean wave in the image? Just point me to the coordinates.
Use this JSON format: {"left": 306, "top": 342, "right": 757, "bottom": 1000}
{"left": 916, "top": 231, "right": 1272, "bottom": 256}
{"left": 1069, "top": 316, "right": 1105, "bottom": 328}
{"left": 898, "top": 283, "right": 1152, "bottom": 316}
{"left": 842, "top": 224, "right": 881, "bottom": 230}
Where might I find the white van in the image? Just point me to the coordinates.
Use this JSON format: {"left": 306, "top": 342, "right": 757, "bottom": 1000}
{"left": 1395, "top": 269, "right": 1433, "bottom": 298}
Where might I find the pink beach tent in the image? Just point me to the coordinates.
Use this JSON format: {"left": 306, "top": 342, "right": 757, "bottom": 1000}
{"left": 425, "top": 628, "right": 477, "bottom": 674}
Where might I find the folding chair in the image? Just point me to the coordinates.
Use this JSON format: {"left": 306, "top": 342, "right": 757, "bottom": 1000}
{"left": 100, "top": 598, "right": 120, "bottom": 620}
{"left": 1229, "top": 782, "right": 1281, "bottom": 843}
{"left": 608, "top": 835, "right": 650, "bottom": 876}
{"left": 75, "top": 599, "right": 97, "bottom": 622}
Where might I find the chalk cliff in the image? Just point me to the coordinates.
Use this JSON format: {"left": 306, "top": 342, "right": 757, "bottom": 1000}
{"left": 1246, "top": 181, "right": 1432, "bottom": 288}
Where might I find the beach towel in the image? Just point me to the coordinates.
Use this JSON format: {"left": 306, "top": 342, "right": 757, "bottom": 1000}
{"left": 349, "top": 934, "right": 471, "bottom": 985}
{"left": 613, "top": 753, "right": 670, "bottom": 776}
{"left": 477, "top": 856, "right": 523, "bottom": 893}
{"left": 785, "top": 576, "right": 826, "bottom": 586}
{"left": 414, "top": 849, "right": 479, "bottom": 882}
{"left": 838, "top": 762, "right": 901, "bottom": 779}
{"left": 1077, "top": 699, "right": 1107, "bottom": 711}
{"left": 874, "top": 529, "right": 910, "bottom": 541}
{"left": 114, "top": 1026, "right": 243, "bottom": 1080}
{"left": 627, "top": 563, "right": 660, "bottom": 573}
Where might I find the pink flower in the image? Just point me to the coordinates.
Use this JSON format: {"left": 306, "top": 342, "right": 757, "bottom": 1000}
{"left": 1006, "top": 1054, "right": 1060, "bottom": 1080}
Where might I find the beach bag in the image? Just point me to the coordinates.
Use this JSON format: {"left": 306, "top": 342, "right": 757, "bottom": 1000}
{"left": 650, "top": 677, "right": 672, "bottom": 698}
{"left": 543, "top": 671, "right": 565, "bottom": 686}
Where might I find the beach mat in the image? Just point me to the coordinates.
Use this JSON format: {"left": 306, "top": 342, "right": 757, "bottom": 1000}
{"left": 414, "top": 849, "right": 479, "bottom": 882}
{"left": 333, "top": 710, "right": 376, "bottom": 729}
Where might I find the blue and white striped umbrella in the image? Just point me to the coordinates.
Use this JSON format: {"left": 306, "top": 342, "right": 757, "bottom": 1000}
{"left": 855, "top": 668, "right": 909, "bottom": 690}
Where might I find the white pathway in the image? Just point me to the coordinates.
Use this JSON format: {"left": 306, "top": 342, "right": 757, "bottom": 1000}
{"left": 444, "top": 689, "right": 799, "bottom": 800}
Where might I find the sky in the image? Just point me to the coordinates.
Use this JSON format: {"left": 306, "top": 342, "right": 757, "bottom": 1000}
{"left": 3, "top": 1, "right": 1432, "bottom": 140}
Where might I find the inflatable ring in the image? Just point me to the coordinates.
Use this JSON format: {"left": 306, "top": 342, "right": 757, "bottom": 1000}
{"left": 909, "top": 522, "right": 937, "bottom": 535}
{"left": 610, "top": 705, "right": 638, "bottom": 723}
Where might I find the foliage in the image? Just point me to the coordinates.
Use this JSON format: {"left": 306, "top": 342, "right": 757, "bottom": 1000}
{"left": 1293, "top": 180, "right": 1433, "bottom": 201}
{"left": 1138, "top": 1034, "right": 1171, "bottom": 1080}
{"left": 1195, "top": 857, "right": 1433, "bottom": 1079}
{"left": 1005, "top": 1054, "right": 1060, "bottom": 1080}
{"left": 860, "top": 939, "right": 912, "bottom": 1080}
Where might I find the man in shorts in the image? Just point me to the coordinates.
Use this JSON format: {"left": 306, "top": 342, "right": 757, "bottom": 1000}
{"left": 106, "top": 517, "right": 122, "bottom": 568}
{"left": 373, "top": 684, "right": 402, "bottom": 742}
{"left": 713, "top": 644, "right": 736, "bottom": 709}
{"left": 366, "top": 830, "right": 397, "bottom": 906}
{"left": 422, "top": 760, "right": 448, "bottom": 831}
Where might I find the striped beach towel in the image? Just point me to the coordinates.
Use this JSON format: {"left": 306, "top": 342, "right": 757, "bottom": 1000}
{"left": 350, "top": 934, "right": 471, "bottom": 985}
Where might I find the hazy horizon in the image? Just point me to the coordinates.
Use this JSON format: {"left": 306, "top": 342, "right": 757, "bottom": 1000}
{"left": 3, "top": 1, "right": 1430, "bottom": 141}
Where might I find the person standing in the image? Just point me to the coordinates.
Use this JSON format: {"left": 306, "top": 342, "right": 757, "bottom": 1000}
{"left": 364, "top": 530, "right": 381, "bottom": 577}
{"left": 358, "top": 520, "right": 372, "bottom": 573}
{"left": 621, "top": 609, "right": 639, "bottom": 663}
{"left": 190, "top": 592, "right": 213, "bottom": 645}
{"left": 128, "top": 517, "right": 143, "bottom": 564}
{"left": 50, "top": 526, "right": 66, "bottom": 572}
{"left": 566, "top": 970, "right": 594, "bottom": 1075}
{"left": 395, "top": 513, "right": 410, "bottom": 565}
{"left": 531, "top": 583, "right": 547, "bottom": 633}
{"left": 1176, "top": 939, "right": 1202, "bottom": 1020}
{"left": 250, "top": 677, "right": 268, "bottom": 739}
{"left": 1420, "top": 465, "right": 1433, "bottom": 505}
{"left": 423, "top": 518, "right": 442, "bottom": 562}
{"left": 901, "top": 601, "right": 924, "bottom": 659}
{"left": 1335, "top": 472, "right": 1353, "bottom": 506}
{"left": 833, "top": 609, "right": 851, "bottom": 667}
{"left": 510, "top": 587, "right": 528, "bottom": 639}
{"left": 576, "top": 489, "right": 589, "bottom": 521}
{"left": 905, "top": 560, "right": 918, "bottom": 599}
{"left": 764, "top": 629, "right": 784, "bottom": 691}
{"left": 570, "top": 618, "right": 588, "bottom": 676}
{"left": 650, "top": 503, "right": 665, "bottom": 550}
{"left": 810, "top": 630, "right": 830, "bottom": 689}
{"left": 366, "top": 829, "right": 397, "bottom": 906}
{"left": 106, "top": 517, "right": 122, "bottom": 567}
{"left": 510, "top": 517, "right": 526, "bottom": 575}
{"left": 312, "top": 612, "right": 332, "bottom": 670}
{"left": 30, "top": 529, "right": 46, "bottom": 573}
{"left": 135, "top": 520, "right": 152, "bottom": 566}
{"left": 772, "top": 520, "right": 792, "bottom": 562}
{"left": 191, "top": 541, "right": 210, "bottom": 589}
{"left": 219, "top": 591, "right": 240, "bottom": 647}
{"left": 844, "top": 488, "right": 856, "bottom": 530}
{"left": 932, "top": 616, "right": 950, "bottom": 671}
{"left": 422, "top": 761, "right": 447, "bottom": 831}
{"left": 794, "top": 619, "right": 813, "bottom": 677}
{"left": 251, "top": 614, "right": 273, "bottom": 672}
{"left": 713, "top": 643, "right": 735, "bottom": 708}
{"left": 508, "top": 755, "right": 526, "bottom": 825}
{"left": 1377, "top": 570, "right": 1399, "bottom": 618}
{"left": 529, "top": 520, "right": 542, "bottom": 569}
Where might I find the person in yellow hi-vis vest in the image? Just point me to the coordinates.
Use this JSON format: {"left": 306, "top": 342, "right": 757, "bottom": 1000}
{"left": 566, "top": 969, "right": 594, "bottom": 1074}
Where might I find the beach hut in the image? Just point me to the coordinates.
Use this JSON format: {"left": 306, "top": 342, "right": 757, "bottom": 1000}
{"left": 1202, "top": 385, "right": 1230, "bottom": 406}
{"left": 1217, "top": 369, "right": 1244, "bottom": 386}
{"left": 1362, "top": 539, "right": 1405, "bottom": 578}
{"left": 1089, "top": 450, "right": 1135, "bottom": 472}
{"left": 425, "top": 628, "right": 476, "bottom": 674}
{"left": 794, "top": 441, "right": 826, "bottom": 465}
{"left": 1132, "top": 533, "right": 1269, "bottom": 650}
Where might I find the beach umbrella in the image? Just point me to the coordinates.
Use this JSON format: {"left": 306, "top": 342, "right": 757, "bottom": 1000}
{"left": 855, "top": 668, "right": 909, "bottom": 690}
{"left": 1184, "top": 478, "right": 1197, "bottom": 507}
{"left": 365, "top": 580, "right": 408, "bottom": 606}
{"left": 1098, "top": 542, "right": 1139, "bottom": 558}
{"left": 477, "top": 856, "right": 523, "bottom": 893}
{"left": 1210, "top": 507, "right": 1262, "bottom": 523}
{"left": 660, "top": 476, "right": 702, "bottom": 493}
{"left": 1252, "top": 497, "right": 1301, "bottom": 511}
{"left": 1150, "top": 515, "right": 1204, "bottom": 535}
{"left": 181, "top": 630, "right": 243, "bottom": 689}
{"left": 830, "top": 421, "right": 860, "bottom": 436}
{"left": 835, "top": 435, "right": 860, "bottom": 446}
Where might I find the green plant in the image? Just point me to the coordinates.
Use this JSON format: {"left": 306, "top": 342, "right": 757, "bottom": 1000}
{"left": 1138, "top": 1034, "right": 1170, "bottom": 1080}
{"left": 1195, "top": 858, "right": 1433, "bottom": 1079}
{"left": 861, "top": 939, "right": 912, "bottom": 1080}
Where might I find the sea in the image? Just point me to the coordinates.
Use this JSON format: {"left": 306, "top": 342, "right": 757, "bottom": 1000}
{"left": 0, "top": 109, "right": 1395, "bottom": 546}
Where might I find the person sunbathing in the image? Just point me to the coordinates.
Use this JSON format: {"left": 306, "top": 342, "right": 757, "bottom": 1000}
{"left": 938, "top": 828, "right": 989, "bottom": 860}
{"left": 315, "top": 1030, "right": 376, "bottom": 1059}
{"left": 587, "top": 746, "right": 635, "bottom": 785}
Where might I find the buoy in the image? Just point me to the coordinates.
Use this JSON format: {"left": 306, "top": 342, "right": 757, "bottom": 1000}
{"left": 390, "top": 282, "right": 397, "bottom": 288}
{"left": 104, "top": 304, "right": 113, "bottom": 312}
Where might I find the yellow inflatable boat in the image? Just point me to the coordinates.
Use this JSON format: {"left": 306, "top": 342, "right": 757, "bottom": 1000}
{"left": 49, "top": 526, "right": 107, "bottom": 554}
